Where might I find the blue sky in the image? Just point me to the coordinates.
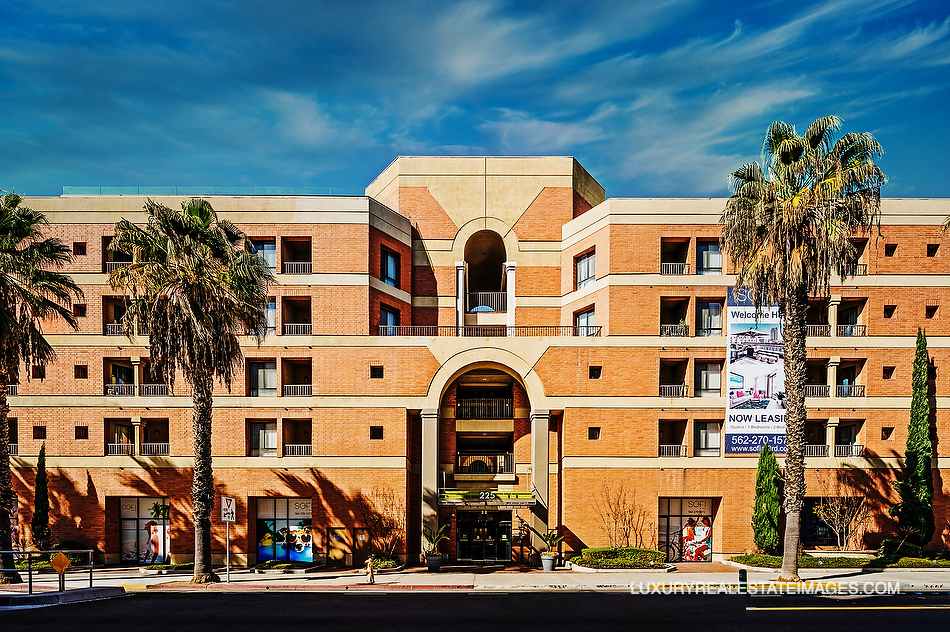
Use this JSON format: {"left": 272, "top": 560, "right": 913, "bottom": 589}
{"left": 1, "top": 0, "right": 948, "bottom": 198}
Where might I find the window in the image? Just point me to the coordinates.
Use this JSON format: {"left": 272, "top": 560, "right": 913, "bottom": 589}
{"left": 884, "top": 243, "right": 897, "bottom": 257}
{"left": 882, "top": 427, "right": 895, "bottom": 440}
{"left": 264, "top": 298, "right": 276, "bottom": 335}
{"left": 73, "top": 304, "right": 87, "bottom": 318}
{"left": 697, "top": 241, "right": 721, "bottom": 274}
{"left": 73, "top": 242, "right": 86, "bottom": 256}
{"left": 251, "top": 239, "right": 277, "bottom": 271}
{"left": 697, "top": 301, "right": 723, "bottom": 336}
{"left": 695, "top": 363, "right": 722, "bottom": 397}
{"left": 883, "top": 366, "right": 895, "bottom": 380}
{"left": 694, "top": 421, "right": 720, "bottom": 457}
{"left": 33, "top": 426, "right": 46, "bottom": 440}
{"left": 75, "top": 365, "right": 88, "bottom": 379}
{"left": 370, "top": 426, "right": 384, "bottom": 440}
{"left": 588, "top": 426, "right": 601, "bottom": 440}
{"left": 381, "top": 247, "right": 400, "bottom": 288}
{"left": 926, "top": 305, "right": 938, "bottom": 319}
{"left": 8, "top": 418, "right": 16, "bottom": 444}
{"left": 370, "top": 365, "right": 384, "bottom": 379}
{"left": 75, "top": 426, "right": 89, "bottom": 440}
{"left": 32, "top": 366, "right": 45, "bottom": 380}
{"left": 927, "top": 244, "right": 939, "bottom": 257}
{"left": 380, "top": 305, "right": 400, "bottom": 335}
{"left": 883, "top": 305, "right": 896, "bottom": 318}
{"left": 248, "top": 361, "right": 277, "bottom": 396}
{"left": 249, "top": 421, "right": 277, "bottom": 456}
{"left": 588, "top": 365, "right": 602, "bottom": 380}
{"left": 575, "top": 250, "right": 595, "bottom": 289}
{"left": 574, "top": 307, "right": 595, "bottom": 337}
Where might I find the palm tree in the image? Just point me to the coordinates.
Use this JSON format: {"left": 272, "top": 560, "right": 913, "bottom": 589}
{"left": 110, "top": 198, "right": 272, "bottom": 584}
{"left": 0, "top": 192, "right": 81, "bottom": 584}
{"left": 721, "top": 116, "right": 885, "bottom": 581}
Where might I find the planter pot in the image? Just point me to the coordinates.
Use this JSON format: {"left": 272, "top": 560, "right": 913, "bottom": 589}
{"left": 425, "top": 554, "right": 443, "bottom": 572}
{"left": 541, "top": 554, "right": 557, "bottom": 571}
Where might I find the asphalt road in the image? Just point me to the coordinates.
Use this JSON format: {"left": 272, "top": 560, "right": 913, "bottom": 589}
{"left": 3, "top": 592, "right": 950, "bottom": 631}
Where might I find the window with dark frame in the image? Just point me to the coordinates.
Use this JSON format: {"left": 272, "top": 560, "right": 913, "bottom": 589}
{"left": 575, "top": 250, "right": 595, "bottom": 289}
{"left": 381, "top": 247, "right": 400, "bottom": 288}
{"left": 73, "top": 303, "right": 87, "bottom": 317}
{"left": 370, "top": 426, "right": 384, "bottom": 440}
{"left": 927, "top": 244, "right": 939, "bottom": 257}
{"left": 370, "top": 365, "right": 384, "bottom": 379}
{"left": 589, "top": 365, "right": 602, "bottom": 379}
{"left": 33, "top": 426, "right": 46, "bottom": 440}
{"left": 32, "top": 365, "right": 45, "bottom": 380}
{"left": 883, "top": 366, "right": 895, "bottom": 380}
{"left": 884, "top": 243, "right": 897, "bottom": 257}
{"left": 75, "top": 365, "right": 88, "bottom": 379}
{"left": 380, "top": 305, "right": 400, "bottom": 335}
{"left": 73, "top": 242, "right": 86, "bottom": 256}
{"left": 883, "top": 305, "right": 896, "bottom": 318}
{"left": 574, "top": 307, "right": 595, "bottom": 336}
{"left": 588, "top": 426, "right": 601, "bottom": 440}
{"left": 75, "top": 426, "right": 89, "bottom": 440}
{"left": 882, "top": 427, "right": 895, "bottom": 440}
{"left": 926, "top": 305, "right": 938, "bottom": 319}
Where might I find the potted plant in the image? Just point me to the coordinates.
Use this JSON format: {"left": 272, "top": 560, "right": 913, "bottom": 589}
{"left": 422, "top": 523, "right": 450, "bottom": 572}
{"left": 539, "top": 529, "right": 563, "bottom": 571}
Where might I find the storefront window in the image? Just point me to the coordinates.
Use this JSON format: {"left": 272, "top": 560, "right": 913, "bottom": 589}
{"left": 120, "top": 497, "right": 171, "bottom": 565}
{"left": 256, "top": 498, "right": 313, "bottom": 563}
{"left": 658, "top": 498, "right": 713, "bottom": 562}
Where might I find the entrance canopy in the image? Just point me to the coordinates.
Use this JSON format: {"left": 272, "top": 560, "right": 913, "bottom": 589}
{"left": 439, "top": 489, "right": 536, "bottom": 509}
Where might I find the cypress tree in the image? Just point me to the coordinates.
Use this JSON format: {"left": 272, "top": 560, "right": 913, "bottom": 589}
{"left": 31, "top": 443, "right": 51, "bottom": 550}
{"left": 752, "top": 444, "right": 781, "bottom": 554}
{"left": 890, "top": 328, "right": 935, "bottom": 546}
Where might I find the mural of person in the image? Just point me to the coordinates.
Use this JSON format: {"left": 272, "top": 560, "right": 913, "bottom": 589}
{"left": 693, "top": 517, "right": 712, "bottom": 561}
{"left": 682, "top": 518, "right": 697, "bottom": 561}
{"left": 143, "top": 521, "right": 161, "bottom": 564}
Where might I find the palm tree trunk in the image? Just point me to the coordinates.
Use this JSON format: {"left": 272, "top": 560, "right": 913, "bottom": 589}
{"left": 0, "top": 364, "right": 23, "bottom": 584}
{"left": 779, "top": 288, "right": 808, "bottom": 582}
{"left": 191, "top": 371, "right": 219, "bottom": 584}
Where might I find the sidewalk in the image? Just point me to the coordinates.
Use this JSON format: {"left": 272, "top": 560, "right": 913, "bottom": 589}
{"left": 2, "top": 563, "right": 949, "bottom": 598}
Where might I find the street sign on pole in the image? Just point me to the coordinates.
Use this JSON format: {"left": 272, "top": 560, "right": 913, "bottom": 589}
{"left": 221, "top": 495, "right": 235, "bottom": 583}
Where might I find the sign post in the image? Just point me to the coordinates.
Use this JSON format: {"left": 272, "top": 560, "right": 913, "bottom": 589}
{"left": 221, "top": 495, "right": 236, "bottom": 583}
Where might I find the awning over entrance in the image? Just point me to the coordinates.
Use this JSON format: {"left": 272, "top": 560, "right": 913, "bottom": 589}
{"left": 439, "top": 489, "right": 536, "bottom": 509}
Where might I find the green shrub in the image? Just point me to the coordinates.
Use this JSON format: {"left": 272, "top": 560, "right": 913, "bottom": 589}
{"left": 571, "top": 547, "right": 666, "bottom": 569}
{"left": 888, "top": 557, "right": 950, "bottom": 568}
{"left": 729, "top": 554, "right": 866, "bottom": 568}
{"left": 369, "top": 554, "right": 400, "bottom": 569}
{"left": 878, "top": 539, "right": 922, "bottom": 559}
{"left": 255, "top": 560, "right": 314, "bottom": 570}
{"left": 143, "top": 562, "right": 194, "bottom": 571}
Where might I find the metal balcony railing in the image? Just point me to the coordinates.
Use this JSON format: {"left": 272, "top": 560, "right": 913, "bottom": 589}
{"left": 139, "top": 384, "right": 169, "bottom": 397}
{"left": 467, "top": 292, "right": 507, "bottom": 313}
{"left": 804, "top": 444, "right": 829, "bottom": 457}
{"left": 105, "top": 323, "right": 125, "bottom": 336}
{"left": 7, "top": 384, "right": 16, "bottom": 396}
{"left": 140, "top": 442, "right": 169, "bottom": 456}
{"left": 455, "top": 452, "right": 514, "bottom": 475}
{"left": 284, "top": 444, "right": 313, "bottom": 456}
{"left": 456, "top": 398, "right": 513, "bottom": 420}
{"left": 659, "top": 384, "right": 688, "bottom": 397}
{"left": 658, "top": 444, "right": 686, "bottom": 457}
{"left": 660, "top": 262, "right": 689, "bottom": 275}
{"left": 834, "top": 444, "right": 865, "bottom": 457}
{"left": 837, "top": 384, "right": 866, "bottom": 397}
{"left": 282, "top": 261, "right": 312, "bottom": 274}
{"left": 104, "top": 261, "right": 130, "bottom": 272}
{"left": 806, "top": 324, "right": 831, "bottom": 336}
{"left": 837, "top": 324, "right": 866, "bottom": 337}
{"left": 283, "top": 323, "right": 312, "bottom": 335}
{"left": 804, "top": 384, "right": 830, "bottom": 398}
{"left": 282, "top": 384, "right": 312, "bottom": 397}
{"left": 377, "top": 325, "right": 603, "bottom": 337}
{"left": 105, "top": 383, "right": 135, "bottom": 396}
{"left": 842, "top": 263, "right": 868, "bottom": 276}
{"left": 107, "top": 443, "right": 134, "bottom": 456}
{"left": 660, "top": 324, "right": 689, "bottom": 337}
{"left": 7, "top": 443, "right": 17, "bottom": 456}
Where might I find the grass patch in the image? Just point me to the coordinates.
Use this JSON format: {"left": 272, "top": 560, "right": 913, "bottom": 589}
{"left": 255, "top": 560, "right": 315, "bottom": 570}
{"left": 143, "top": 562, "right": 194, "bottom": 571}
{"left": 570, "top": 547, "right": 666, "bottom": 569}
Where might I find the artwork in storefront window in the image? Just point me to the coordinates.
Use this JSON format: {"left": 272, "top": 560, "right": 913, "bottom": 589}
{"left": 120, "top": 497, "right": 171, "bottom": 565}
{"left": 681, "top": 516, "right": 713, "bottom": 561}
{"left": 256, "top": 498, "right": 313, "bottom": 563}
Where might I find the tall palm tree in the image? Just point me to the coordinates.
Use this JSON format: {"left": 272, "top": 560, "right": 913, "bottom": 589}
{"left": 0, "top": 192, "right": 81, "bottom": 584}
{"left": 721, "top": 116, "right": 885, "bottom": 581}
{"left": 110, "top": 198, "right": 272, "bottom": 584}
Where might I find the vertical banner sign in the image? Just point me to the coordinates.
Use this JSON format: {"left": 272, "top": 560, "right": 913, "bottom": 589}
{"left": 725, "top": 287, "right": 787, "bottom": 454}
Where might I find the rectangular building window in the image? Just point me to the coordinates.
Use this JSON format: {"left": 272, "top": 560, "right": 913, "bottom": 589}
{"left": 256, "top": 498, "right": 313, "bottom": 563}
{"left": 697, "top": 301, "right": 723, "bottom": 336}
{"left": 587, "top": 426, "right": 601, "bottom": 440}
{"left": 73, "top": 303, "right": 87, "bottom": 317}
{"left": 574, "top": 307, "right": 595, "bottom": 337}
{"left": 249, "top": 421, "right": 278, "bottom": 456}
{"left": 370, "top": 426, "right": 384, "bottom": 440}
{"left": 73, "top": 242, "right": 87, "bottom": 256}
{"left": 884, "top": 243, "right": 897, "bottom": 257}
{"left": 588, "top": 365, "right": 602, "bottom": 379}
{"left": 927, "top": 244, "right": 939, "bottom": 257}
{"left": 883, "top": 305, "right": 896, "bottom": 318}
{"left": 75, "top": 426, "right": 89, "bottom": 440}
{"left": 694, "top": 421, "right": 720, "bottom": 457}
{"left": 380, "top": 305, "right": 400, "bottom": 335}
{"left": 381, "top": 247, "right": 400, "bottom": 288}
{"left": 248, "top": 361, "right": 277, "bottom": 396}
{"left": 695, "top": 363, "right": 722, "bottom": 397}
{"left": 33, "top": 426, "right": 46, "bottom": 440}
{"left": 926, "top": 304, "right": 938, "bottom": 319}
{"left": 575, "top": 250, "right": 595, "bottom": 289}
{"left": 75, "top": 365, "right": 88, "bottom": 379}
{"left": 883, "top": 366, "right": 895, "bottom": 380}
{"left": 370, "top": 365, "right": 384, "bottom": 379}
{"left": 251, "top": 239, "right": 277, "bottom": 271}
{"left": 697, "top": 241, "right": 722, "bottom": 274}
{"left": 32, "top": 365, "right": 45, "bottom": 380}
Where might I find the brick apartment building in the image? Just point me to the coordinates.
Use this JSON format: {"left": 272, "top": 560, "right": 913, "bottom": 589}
{"left": 6, "top": 156, "right": 950, "bottom": 566}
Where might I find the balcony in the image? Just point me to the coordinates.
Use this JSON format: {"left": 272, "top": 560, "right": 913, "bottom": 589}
{"left": 834, "top": 444, "right": 865, "bottom": 457}
{"left": 105, "top": 383, "right": 135, "bottom": 396}
{"left": 107, "top": 443, "right": 134, "bottom": 456}
{"left": 377, "top": 325, "right": 602, "bottom": 337}
{"left": 467, "top": 292, "right": 507, "bottom": 313}
{"left": 660, "top": 262, "right": 689, "bottom": 275}
{"left": 658, "top": 444, "right": 687, "bottom": 457}
{"left": 804, "top": 384, "right": 830, "bottom": 398}
{"left": 806, "top": 325, "right": 831, "bottom": 337}
{"left": 139, "top": 384, "right": 169, "bottom": 397}
{"left": 282, "top": 261, "right": 312, "bottom": 275}
{"left": 455, "top": 452, "right": 514, "bottom": 475}
{"left": 282, "top": 384, "right": 312, "bottom": 397}
{"left": 283, "top": 323, "right": 312, "bottom": 336}
{"left": 843, "top": 263, "right": 868, "bottom": 276}
{"left": 8, "top": 443, "right": 17, "bottom": 456}
{"left": 284, "top": 444, "right": 312, "bottom": 457}
{"left": 837, "top": 324, "right": 866, "bottom": 337}
{"left": 659, "top": 384, "right": 688, "bottom": 398}
{"left": 104, "top": 261, "right": 129, "bottom": 273}
{"left": 837, "top": 385, "right": 866, "bottom": 397}
{"left": 105, "top": 323, "right": 125, "bottom": 336}
{"left": 804, "top": 444, "right": 829, "bottom": 457}
{"left": 7, "top": 385, "right": 16, "bottom": 396}
{"left": 140, "top": 442, "right": 170, "bottom": 456}
{"left": 456, "top": 398, "right": 513, "bottom": 420}
{"left": 660, "top": 323, "right": 689, "bottom": 337}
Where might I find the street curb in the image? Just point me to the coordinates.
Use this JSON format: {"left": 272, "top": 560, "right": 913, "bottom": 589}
{"left": 0, "top": 587, "right": 126, "bottom": 608}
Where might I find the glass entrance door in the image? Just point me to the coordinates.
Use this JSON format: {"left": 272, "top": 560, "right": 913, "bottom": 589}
{"left": 456, "top": 511, "right": 512, "bottom": 563}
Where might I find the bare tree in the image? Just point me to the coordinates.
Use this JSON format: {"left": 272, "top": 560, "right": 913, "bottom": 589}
{"left": 355, "top": 487, "right": 406, "bottom": 557}
{"left": 813, "top": 471, "right": 872, "bottom": 550}
{"left": 595, "top": 481, "right": 654, "bottom": 548}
